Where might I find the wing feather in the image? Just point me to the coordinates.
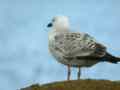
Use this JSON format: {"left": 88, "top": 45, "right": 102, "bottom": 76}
{"left": 50, "top": 32, "right": 106, "bottom": 58}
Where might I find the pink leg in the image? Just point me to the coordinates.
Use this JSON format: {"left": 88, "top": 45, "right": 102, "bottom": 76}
{"left": 78, "top": 67, "right": 81, "bottom": 80}
{"left": 67, "top": 65, "right": 71, "bottom": 80}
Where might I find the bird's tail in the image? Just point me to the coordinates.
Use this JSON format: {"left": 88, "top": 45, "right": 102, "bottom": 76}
{"left": 104, "top": 52, "right": 120, "bottom": 64}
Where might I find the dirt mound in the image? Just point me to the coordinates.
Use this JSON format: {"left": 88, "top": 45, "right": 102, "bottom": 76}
{"left": 21, "top": 79, "right": 120, "bottom": 90}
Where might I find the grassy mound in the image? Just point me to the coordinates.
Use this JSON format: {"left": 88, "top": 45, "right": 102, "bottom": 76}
{"left": 21, "top": 79, "right": 120, "bottom": 90}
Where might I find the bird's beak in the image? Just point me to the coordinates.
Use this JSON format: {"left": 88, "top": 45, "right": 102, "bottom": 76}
{"left": 47, "top": 23, "right": 53, "bottom": 27}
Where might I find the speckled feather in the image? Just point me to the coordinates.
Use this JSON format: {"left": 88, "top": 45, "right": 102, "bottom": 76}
{"left": 49, "top": 32, "right": 107, "bottom": 67}
{"left": 50, "top": 32, "right": 106, "bottom": 57}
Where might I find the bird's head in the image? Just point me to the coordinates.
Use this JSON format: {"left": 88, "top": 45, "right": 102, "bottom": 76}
{"left": 47, "top": 16, "right": 70, "bottom": 32}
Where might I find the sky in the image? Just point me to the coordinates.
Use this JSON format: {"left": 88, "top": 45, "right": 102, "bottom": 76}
{"left": 0, "top": 0, "right": 120, "bottom": 90}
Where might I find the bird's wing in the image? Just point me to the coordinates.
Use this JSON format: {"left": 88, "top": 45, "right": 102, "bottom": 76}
{"left": 51, "top": 32, "right": 106, "bottom": 58}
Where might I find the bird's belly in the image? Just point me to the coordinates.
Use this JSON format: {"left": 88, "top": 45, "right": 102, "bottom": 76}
{"left": 49, "top": 48, "right": 98, "bottom": 67}
{"left": 56, "top": 58, "right": 99, "bottom": 67}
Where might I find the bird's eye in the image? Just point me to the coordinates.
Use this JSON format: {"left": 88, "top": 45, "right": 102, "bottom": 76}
{"left": 52, "top": 19, "right": 55, "bottom": 22}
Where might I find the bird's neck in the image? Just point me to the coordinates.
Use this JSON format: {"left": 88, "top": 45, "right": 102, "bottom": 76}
{"left": 52, "top": 26, "right": 70, "bottom": 33}
{"left": 48, "top": 28, "right": 69, "bottom": 42}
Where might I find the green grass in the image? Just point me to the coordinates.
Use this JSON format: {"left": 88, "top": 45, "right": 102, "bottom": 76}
{"left": 21, "top": 79, "right": 120, "bottom": 90}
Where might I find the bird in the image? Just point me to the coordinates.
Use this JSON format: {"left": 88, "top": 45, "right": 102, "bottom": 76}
{"left": 47, "top": 16, "right": 120, "bottom": 80}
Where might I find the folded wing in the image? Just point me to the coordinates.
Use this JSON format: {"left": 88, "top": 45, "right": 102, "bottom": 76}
{"left": 50, "top": 32, "right": 106, "bottom": 59}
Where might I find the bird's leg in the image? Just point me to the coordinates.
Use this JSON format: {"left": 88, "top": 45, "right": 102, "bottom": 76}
{"left": 67, "top": 65, "right": 71, "bottom": 80}
{"left": 77, "top": 67, "right": 81, "bottom": 80}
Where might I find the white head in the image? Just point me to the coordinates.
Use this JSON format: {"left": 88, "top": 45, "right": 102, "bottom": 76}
{"left": 47, "top": 16, "right": 70, "bottom": 32}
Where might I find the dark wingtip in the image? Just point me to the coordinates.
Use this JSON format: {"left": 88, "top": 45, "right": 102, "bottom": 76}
{"left": 105, "top": 52, "right": 119, "bottom": 64}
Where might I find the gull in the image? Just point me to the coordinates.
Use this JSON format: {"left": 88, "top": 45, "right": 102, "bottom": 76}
{"left": 47, "top": 16, "right": 120, "bottom": 80}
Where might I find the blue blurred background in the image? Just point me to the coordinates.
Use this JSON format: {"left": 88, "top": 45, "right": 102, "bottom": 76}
{"left": 0, "top": 0, "right": 120, "bottom": 90}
